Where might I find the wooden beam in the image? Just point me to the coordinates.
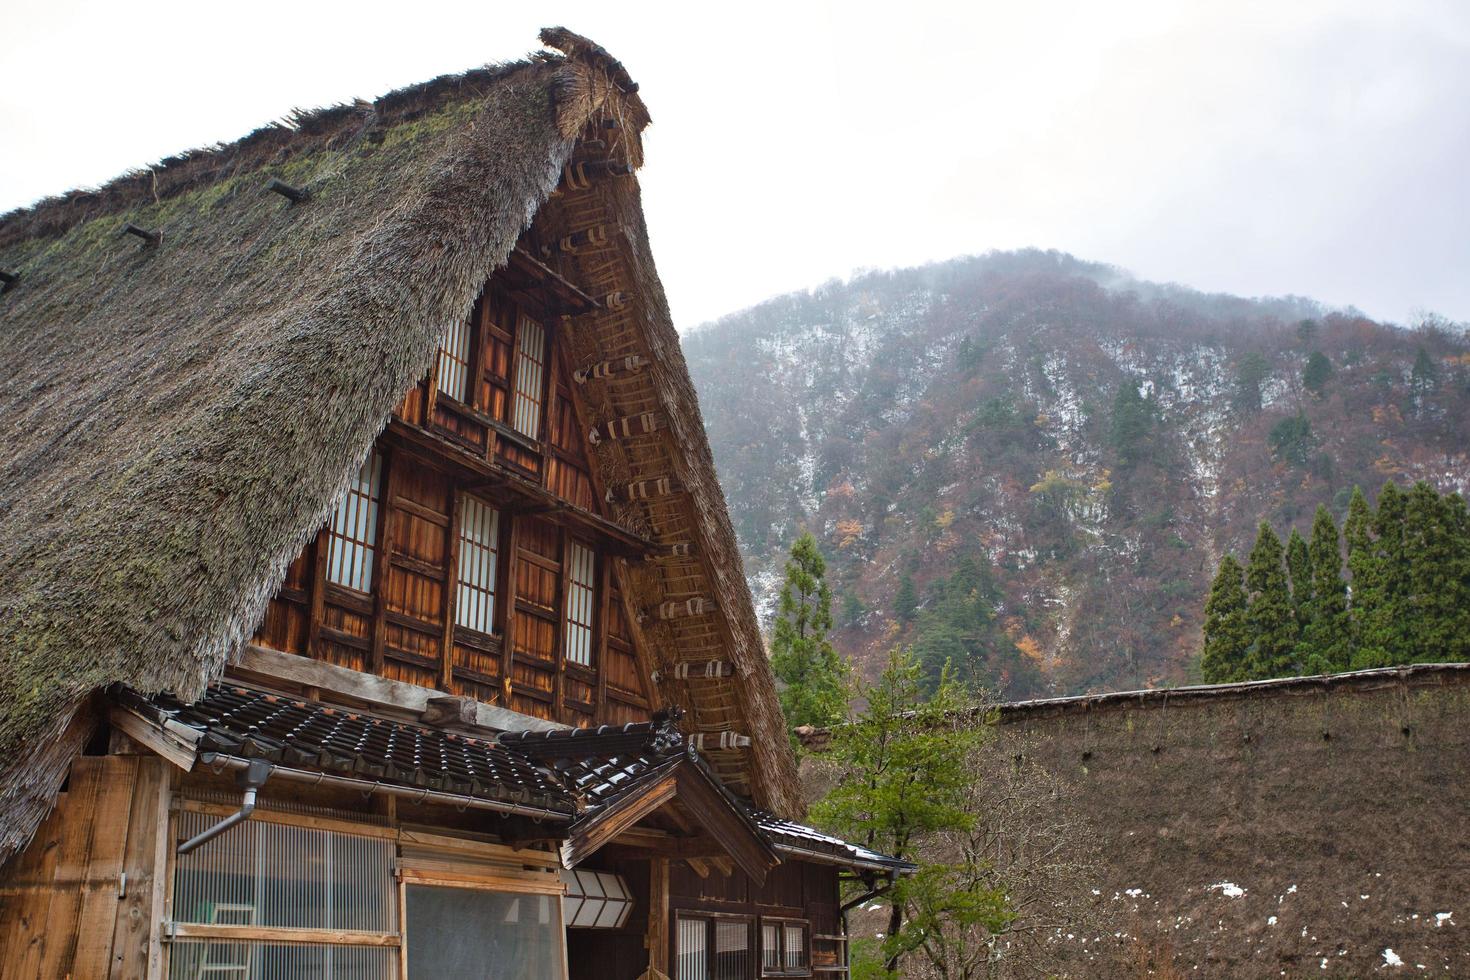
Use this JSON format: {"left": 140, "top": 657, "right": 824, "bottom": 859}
{"left": 231, "top": 645, "right": 562, "bottom": 733}
{"left": 672, "top": 766, "right": 779, "bottom": 886}
{"left": 167, "top": 923, "right": 400, "bottom": 947}
{"left": 560, "top": 773, "right": 678, "bottom": 869}
{"left": 385, "top": 420, "right": 654, "bottom": 555}
{"left": 107, "top": 707, "right": 198, "bottom": 772}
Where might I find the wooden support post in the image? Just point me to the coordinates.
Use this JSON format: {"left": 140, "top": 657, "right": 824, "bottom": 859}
{"left": 499, "top": 515, "right": 522, "bottom": 704}
{"left": 552, "top": 526, "right": 568, "bottom": 722}
{"left": 594, "top": 557, "right": 612, "bottom": 721}
{"left": 109, "top": 758, "right": 171, "bottom": 980}
{"left": 308, "top": 529, "right": 329, "bottom": 658}
{"left": 441, "top": 490, "right": 464, "bottom": 691}
{"left": 371, "top": 456, "right": 401, "bottom": 676}
{"left": 643, "top": 858, "right": 669, "bottom": 980}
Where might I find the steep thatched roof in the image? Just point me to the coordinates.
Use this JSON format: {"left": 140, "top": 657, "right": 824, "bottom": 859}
{"left": 0, "top": 28, "right": 800, "bottom": 862}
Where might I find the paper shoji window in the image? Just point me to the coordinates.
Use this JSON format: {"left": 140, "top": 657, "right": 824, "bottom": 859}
{"left": 326, "top": 452, "right": 383, "bottom": 593}
{"left": 511, "top": 315, "right": 546, "bottom": 438}
{"left": 456, "top": 496, "right": 500, "bottom": 635}
{"left": 563, "top": 541, "right": 596, "bottom": 667}
{"left": 436, "top": 318, "right": 473, "bottom": 403}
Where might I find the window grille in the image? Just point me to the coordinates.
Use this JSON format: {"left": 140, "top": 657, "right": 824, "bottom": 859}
{"left": 325, "top": 452, "right": 383, "bottom": 593}
{"left": 511, "top": 315, "right": 546, "bottom": 438}
{"left": 436, "top": 318, "right": 473, "bottom": 404}
{"left": 678, "top": 914, "right": 753, "bottom": 980}
{"left": 456, "top": 496, "right": 500, "bottom": 635}
{"left": 563, "top": 541, "right": 596, "bottom": 667}
{"left": 760, "top": 919, "right": 810, "bottom": 976}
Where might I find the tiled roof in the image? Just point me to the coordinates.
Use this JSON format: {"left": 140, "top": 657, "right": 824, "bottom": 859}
{"left": 120, "top": 686, "right": 911, "bottom": 873}
{"left": 124, "top": 685, "right": 573, "bottom": 814}
{"left": 499, "top": 715, "right": 686, "bottom": 810}
{"left": 750, "top": 809, "right": 917, "bottom": 874}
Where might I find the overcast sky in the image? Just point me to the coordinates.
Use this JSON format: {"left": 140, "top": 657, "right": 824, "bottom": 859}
{"left": 3, "top": 0, "right": 1467, "bottom": 328}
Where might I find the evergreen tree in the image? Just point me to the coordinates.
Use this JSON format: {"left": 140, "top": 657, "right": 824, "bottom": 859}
{"left": 1200, "top": 555, "right": 1250, "bottom": 683}
{"left": 1109, "top": 381, "right": 1154, "bottom": 469}
{"left": 894, "top": 573, "right": 918, "bottom": 624}
{"left": 812, "top": 648, "right": 981, "bottom": 977}
{"left": 1244, "top": 523, "right": 1297, "bottom": 678}
{"left": 769, "top": 532, "right": 849, "bottom": 736}
{"left": 1355, "top": 482, "right": 1413, "bottom": 667}
{"left": 1343, "top": 485, "right": 1380, "bottom": 663}
{"left": 1300, "top": 505, "right": 1350, "bottom": 673}
{"left": 1411, "top": 347, "right": 1439, "bottom": 395}
{"left": 1402, "top": 483, "right": 1470, "bottom": 662}
{"left": 1233, "top": 352, "right": 1270, "bottom": 414}
{"left": 1285, "top": 527, "right": 1314, "bottom": 637}
{"left": 1302, "top": 351, "right": 1333, "bottom": 397}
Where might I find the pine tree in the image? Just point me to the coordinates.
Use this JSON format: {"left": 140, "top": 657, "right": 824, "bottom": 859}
{"left": 812, "top": 648, "right": 981, "bottom": 976}
{"left": 769, "top": 532, "right": 849, "bottom": 736}
{"left": 1109, "top": 381, "right": 1154, "bottom": 469}
{"left": 1285, "top": 528, "right": 1313, "bottom": 638}
{"left": 1300, "top": 505, "right": 1350, "bottom": 673}
{"left": 1402, "top": 483, "right": 1470, "bottom": 662}
{"left": 1200, "top": 555, "right": 1250, "bottom": 683}
{"left": 894, "top": 573, "right": 918, "bottom": 624}
{"left": 1244, "top": 523, "right": 1297, "bottom": 678}
{"left": 1343, "top": 486, "right": 1379, "bottom": 661}
{"left": 1356, "top": 482, "right": 1413, "bottom": 667}
{"left": 1303, "top": 351, "right": 1333, "bottom": 396}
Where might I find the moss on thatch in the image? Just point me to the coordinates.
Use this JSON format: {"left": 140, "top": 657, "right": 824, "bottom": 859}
{"left": 0, "top": 30, "right": 632, "bottom": 861}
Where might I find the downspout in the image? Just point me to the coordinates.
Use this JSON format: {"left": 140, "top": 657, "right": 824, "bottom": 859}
{"left": 839, "top": 872, "right": 898, "bottom": 973}
{"left": 177, "top": 758, "right": 272, "bottom": 854}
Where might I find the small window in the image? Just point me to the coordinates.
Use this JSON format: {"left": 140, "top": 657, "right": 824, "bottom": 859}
{"left": 511, "top": 314, "right": 546, "bottom": 438}
{"left": 678, "top": 914, "right": 752, "bottom": 980}
{"left": 436, "top": 318, "right": 473, "bottom": 404}
{"left": 563, "top": 541, "right": 596, "bottom": 667}
{"left": 455, "top": 496, "right": 500, "bottom": 635}
{"left": 761, "top": 918, "right": 810, "bottom": 976}
{"left": 325, "top": 452, "right": 383, "bottom": 593}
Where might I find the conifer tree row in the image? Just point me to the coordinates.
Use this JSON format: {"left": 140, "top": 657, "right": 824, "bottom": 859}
{"left": 1200, "top": 481, "right": 1470, "bottom": 682}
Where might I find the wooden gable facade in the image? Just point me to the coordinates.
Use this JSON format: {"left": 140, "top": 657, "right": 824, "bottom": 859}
{"left": 248, "top": 254, "right": 656, "bottom": 729}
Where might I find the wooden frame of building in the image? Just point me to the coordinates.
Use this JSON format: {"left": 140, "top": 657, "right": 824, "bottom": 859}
{"left": 0, "top": 28, "right": 911, "bottom": 979}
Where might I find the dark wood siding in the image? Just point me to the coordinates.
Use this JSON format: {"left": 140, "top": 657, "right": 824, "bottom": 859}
{"left": 251, "top": 272, "right": 654, "bottom": 727}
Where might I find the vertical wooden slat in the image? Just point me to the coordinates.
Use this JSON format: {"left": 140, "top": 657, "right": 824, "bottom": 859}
{"left": 595, "top": 557, "right": 612, "bottom": 722}
{"left": 371, "top": 454, "right": 401, "bottom": 675}
{"left": 70, "top": 756, "right": 139, "bottom": 975}
{"left": 110, "top": 757, "right": 170, "bottom": 979}
{"left": 552, "top": 526, "right": 568, "bottom": 721}
{"left": 308, "top": 529, "right": 328, "bottom": 658}
{"left": 441, "top": 489, "right": 464, "bottom": 691}
{"left": 499, "top": 514, "right": 522, "bottom": 705}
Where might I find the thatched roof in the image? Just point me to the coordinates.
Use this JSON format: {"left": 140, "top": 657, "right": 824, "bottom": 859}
{"left": 0, "top": 28, "right": 800, "bottom": 862}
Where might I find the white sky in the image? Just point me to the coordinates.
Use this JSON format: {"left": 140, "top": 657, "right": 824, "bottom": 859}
{"left": 3, "top": 0, "right": 1467, "bottom": 328}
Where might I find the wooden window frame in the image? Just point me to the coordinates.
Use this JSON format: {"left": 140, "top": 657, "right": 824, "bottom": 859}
{"left": 760, "top": 916, "right": 812, "bottom": 977}
{"left": 674, "top": 910, "right": 756, "bottom": 980}
{"left": 453, "top": 493, "right": 502, "bottom": 639}
{"left": 509, "top": 312, "right": 550, "bottom": 443}
{"left": 562, "top": 538, "right": 597, "bottom": 671}
{"left": 323, "top": 450, "right": 387, "bottom": 596}
{"left": 164, "top": 798, "right": 567, "bottom": 978}
{"left": 433, "top": 314, "right": 476, "bottom": 408}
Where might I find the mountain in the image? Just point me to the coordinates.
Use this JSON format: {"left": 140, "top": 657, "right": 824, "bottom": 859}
{"left": 683, "top": 250, "right": 1470, "bottom": 697}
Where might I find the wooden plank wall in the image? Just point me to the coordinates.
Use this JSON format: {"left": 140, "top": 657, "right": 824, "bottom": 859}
{"left": 0, "top": 755, "right": 170, "bottom": 979}
{"left": 250, "top": 273, "right": 654, "bottom": 728}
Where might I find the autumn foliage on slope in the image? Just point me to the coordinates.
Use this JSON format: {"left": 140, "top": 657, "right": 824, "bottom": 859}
{"left": 684, "top": 250, "right": 1470, "bottom": 696}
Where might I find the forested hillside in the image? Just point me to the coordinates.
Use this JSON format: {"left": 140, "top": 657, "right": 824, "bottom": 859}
{"left": 683, "top": 251, "right": 1470, "bottom": 697}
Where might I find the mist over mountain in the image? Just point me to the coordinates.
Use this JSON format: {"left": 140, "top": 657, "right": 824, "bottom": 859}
{"left": 684, "top": 250, "right": 1470, "bottom": 697}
